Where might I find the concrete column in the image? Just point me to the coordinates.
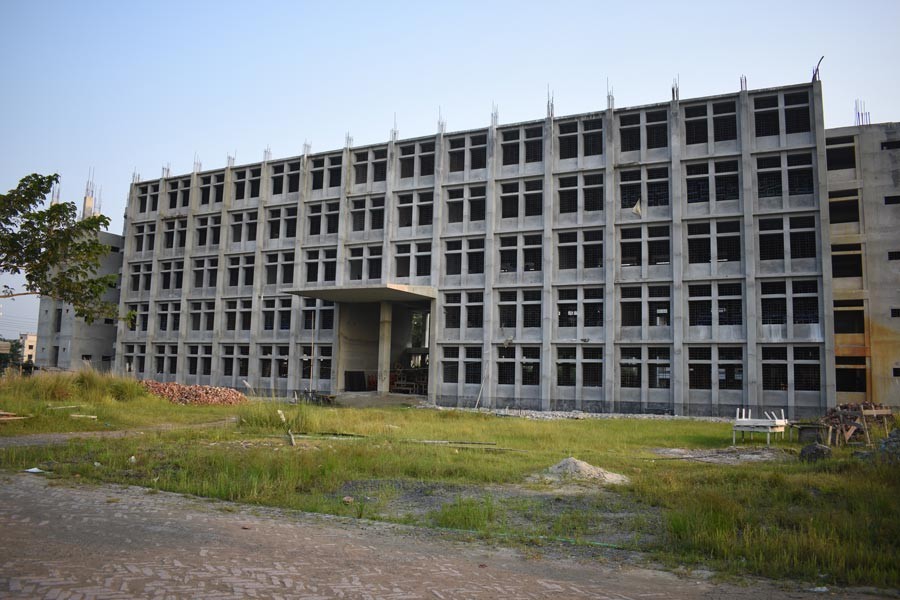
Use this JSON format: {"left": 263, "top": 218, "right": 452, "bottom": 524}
{"left": 812, "top": 80, "right": 836, "bottom": 411}
{"left": 669, "top": 94, "right": 686, "bottom": 416}
{"left": 334, "top": 303, "right": 346, "bottom": 392}
{"left": 739, "top": 87, "right": 760, "bottom": 413}
{"left": 540, "top": 102, "right": 555, "bottom": 410}
{"left": 286, "top": 156, "right": 303, "bottom": 396}
{"left": 113, "top": 181, "right": 137, "bottom": 376}
{"left": 378, "top": 301, "right": 393, "bottom": 393}
{"left": 427, "top": 128, "right": 444, "bottom": 404}
{"left": 482, "top": 116, "right": 497, "bottom": 408}
{"left": 425, "top": 131, "right": 442, "bottom": 404}
{"left": 174, "top": 170, "right": 200, "bottom": 385}
{"left": 258, "top": 157, "right": 273, "bottom": 390}
{"left": 385, "top": 131, "right": 398, "bottom": 282}
{"left": 289, "top": 151, "right": 312, "bottom": 395}
{"left": 246, "top": 166, "right": 266, "bottom": 390}
{"left": 142, "top": 174, "right": 167, "bottom": 380}
{"left": 209, "top": 164, "right": 234, "bottom": 389}
{"left": 603, "top": 93, "right": 618, "bottom": 413}
{"left": 334, "top": 147, "right": 352, "bottom": 285}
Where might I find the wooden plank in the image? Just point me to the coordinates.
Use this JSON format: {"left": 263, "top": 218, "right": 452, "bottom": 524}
{"left": 862, "top": 409, "right": 893, "bottom": 417}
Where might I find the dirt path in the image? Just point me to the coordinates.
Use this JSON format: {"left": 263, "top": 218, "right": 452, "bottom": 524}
{"left": 0, "top": 473, "right": 865, "bottom": 599}
{"left": 0, "top": 417, "right": 237, "bottom": 448}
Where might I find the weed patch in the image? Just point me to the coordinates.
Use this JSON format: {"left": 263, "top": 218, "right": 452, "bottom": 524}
{"left": 0, "top": 372, "right": 237, "bottom": 435}
{"left": 431, "top": 495, "right": 499, "bottom": 531}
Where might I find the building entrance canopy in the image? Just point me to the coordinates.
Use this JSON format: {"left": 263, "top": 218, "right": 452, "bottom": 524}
{"left": 282, "top": 284, "right": 435, "bottom": 396}
{"left": 283, "top": 284, "right": 437, "bottom": 304}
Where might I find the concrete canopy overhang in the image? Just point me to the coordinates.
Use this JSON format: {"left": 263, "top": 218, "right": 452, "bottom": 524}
{"left": 282, "top": 283, "right": 437, "bottom": 304}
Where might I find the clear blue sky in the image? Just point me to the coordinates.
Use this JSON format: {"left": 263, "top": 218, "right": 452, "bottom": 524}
{"left": 1, "top": 0, "right": 898, "bottom": 338}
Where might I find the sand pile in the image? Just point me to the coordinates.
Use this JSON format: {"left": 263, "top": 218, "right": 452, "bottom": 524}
{"left": 530, "top": 457, "right": 629, "bottom": 485}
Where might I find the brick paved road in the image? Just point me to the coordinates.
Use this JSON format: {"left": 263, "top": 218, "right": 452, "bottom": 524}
{"left": 0, "top": 473, "right": 847, "bottom": 599}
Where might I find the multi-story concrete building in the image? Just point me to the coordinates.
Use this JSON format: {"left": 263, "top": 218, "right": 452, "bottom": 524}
{"left": 824, "top": 123, "right": 900, "bottom": 406}
{"left": 35, "top": 185, "right": 123, "bottom": 372}
{"left": 19, "top": 333, "right": 36, "bottom": 364}
{"left": 113, "top": 79, "right": 900, "bottom": 417}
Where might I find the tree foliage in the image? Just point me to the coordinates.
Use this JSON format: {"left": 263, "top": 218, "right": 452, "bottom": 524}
{"left": 0, "top": 338, "right": 24, "bottom": 372}
{"left": 0, "top": 174, "right": 118, "bottom": 323}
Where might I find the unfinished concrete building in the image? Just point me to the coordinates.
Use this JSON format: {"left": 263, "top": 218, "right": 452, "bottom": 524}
{"left": 113, "top": 79, "right": 900, "bottom": 417}
{"left": 36, "top": 183, "right": 123, "bottom": 371}
{"left": 825, "top": 122, "right": 900, "bottom": 406}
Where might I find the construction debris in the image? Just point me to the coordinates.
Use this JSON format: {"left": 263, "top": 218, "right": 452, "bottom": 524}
{"left": 819, "top": 403, "right": 894, "bottom": 446}
{"left": 0, "top": 410, "right": 32, "bottom": 422}
{"left": 140, "top": 381, "right": 247, "bottom": 406}
{"left": 854, "top": 429, "right": 900, "bottom": 463}
{"left": 880, "top": 429, "right": 900, "bottom": 461}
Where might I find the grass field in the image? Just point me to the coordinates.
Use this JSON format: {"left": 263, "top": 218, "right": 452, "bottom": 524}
{"left": 1, "top": 372, "right": 898, "bottom": 588}
{"left": 0, "top": 371, "right": 237, "bottom": 434}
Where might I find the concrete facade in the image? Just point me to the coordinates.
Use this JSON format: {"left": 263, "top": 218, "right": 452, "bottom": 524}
{"left": 112, "top": 80, "right": 900, "bottom": 417}
{"left": 825, "top": 123, "right": 900, "bottom": 406}
{"left": 35, "top": 215, "right": 123, "bottom": 372}
{"left": 18, "top": 333, "right": 37, "bottom": 364}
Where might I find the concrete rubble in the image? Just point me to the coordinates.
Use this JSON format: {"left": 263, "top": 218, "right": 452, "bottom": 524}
{"left": 799, "top": 443, "right": 832, "bottom": 462}
{"left": 854, "top": 428, "right": 900, "bottom": 463}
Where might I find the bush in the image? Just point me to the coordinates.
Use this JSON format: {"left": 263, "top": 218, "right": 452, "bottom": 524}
{"left": 35, "top": 373, "right": 75, "bottom": 402}
{"left": 74, "top": 370, "right": 106, "bottom": 395}
{"left": 108, "top": 378, "right": 146, "bottom": 402}
{"left": 1, "top": 371, "right": 149, "bottom": 404}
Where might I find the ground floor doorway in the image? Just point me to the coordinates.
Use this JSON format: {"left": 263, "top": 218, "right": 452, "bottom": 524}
{"left": 337, "top": 300, "right": 431, "bottom": 395}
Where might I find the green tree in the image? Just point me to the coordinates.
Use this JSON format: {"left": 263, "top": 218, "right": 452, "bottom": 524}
{"left": 0, "top": 174, "right": 117, "bottom": 323}
{"left": 0, "top": 338, "right": 23, "bottom": 373}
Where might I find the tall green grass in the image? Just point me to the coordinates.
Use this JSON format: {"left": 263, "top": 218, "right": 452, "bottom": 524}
{"left": 631, "top": 458, "right": 900, "bottom": 586}
{"left": 0, "top": 371, "right": 237, "bottom": 434}
{"left": 237, "top": 402, "right": 321, "bottom": 433}
{"left": 431, "top": 496, "right": 499, "bottom": 531}
{"left": 1, "top": 370, "right": 148, "bottom": 405}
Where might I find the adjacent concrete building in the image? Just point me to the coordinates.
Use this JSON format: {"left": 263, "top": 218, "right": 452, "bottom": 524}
{"left": 825, "top": 123, "right": 900, "bottom": 406}
{"left": 19, "top": 333, "right": 36, "bottom": 364}
{"left": 113, "top": 79, "right": 900, "bottom": 417}
{"left": 35, "top": 184, "right": 123, "bottom": 372}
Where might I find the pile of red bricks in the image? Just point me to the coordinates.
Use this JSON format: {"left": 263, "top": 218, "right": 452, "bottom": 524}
{"left": 140, "top": 381, "right": 247, "bottom": 406}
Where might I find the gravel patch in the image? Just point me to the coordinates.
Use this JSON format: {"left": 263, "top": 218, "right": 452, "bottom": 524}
{"left": 430, "top": 405, "right": 733, "bottom": 423}
{"left": 652, "top": 446, "right": 792, "bottom": 465}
